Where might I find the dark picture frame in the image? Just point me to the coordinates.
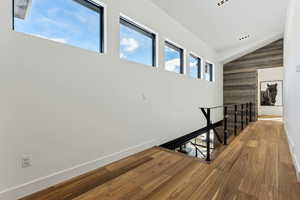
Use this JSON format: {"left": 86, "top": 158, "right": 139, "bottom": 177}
{"left": 260, "top": 80, "right": 283, "bottom": 107}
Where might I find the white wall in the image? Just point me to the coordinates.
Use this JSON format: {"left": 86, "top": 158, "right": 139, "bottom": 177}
{"left": 0, "top": 0, "right": 223, "bottom": 199}
{"left": 284, "top": 0, "right": 300, "bottom": 181}
{"left": 257, "top": 67, "right": 284, "bottom": 116}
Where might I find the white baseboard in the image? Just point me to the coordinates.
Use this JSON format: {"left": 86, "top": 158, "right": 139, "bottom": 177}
{"left": 284, "top": 125, "right": 300, "bottom": 182}
{"left": 0, "top": 139, "right": 157, "bottom": 200}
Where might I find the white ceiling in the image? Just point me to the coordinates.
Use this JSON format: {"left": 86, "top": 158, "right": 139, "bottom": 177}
{"left": 151, "top": 0, "right": 288, "bottom": 60}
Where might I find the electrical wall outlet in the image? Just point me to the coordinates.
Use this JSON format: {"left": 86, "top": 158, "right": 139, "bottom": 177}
{"left": 22, "top": 155, "right": 32, "bottom": 168}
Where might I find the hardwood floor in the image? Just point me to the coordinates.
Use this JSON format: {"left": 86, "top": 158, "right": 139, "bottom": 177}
{"left": 258, "top": 115, "right": 283, "bottom": 119}
{"left": 20, "top": 120, "right": 300, "bottom": 200}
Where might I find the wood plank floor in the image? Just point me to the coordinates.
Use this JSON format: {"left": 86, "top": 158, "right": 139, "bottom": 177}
{"left": 20, "top": 120, "right": 300, "bottom": 200}
{"left": 258, "top": 115, "right": 283, "bottom": 119}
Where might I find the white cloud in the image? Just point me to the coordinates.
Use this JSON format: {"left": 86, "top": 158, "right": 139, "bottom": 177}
{"left": 121, "top": 38, "right": 139, "bottom": 52}
{"left": 120, "top": 52, "right": 127, "bottom": 59}
{"left": 165, "top": 58, "right": 180, "bottom": 72}
{"left": 165, "top": 46, "right": 176, "bottom": 53}
{"left": 38, "top": 17, "right": 69, "bottom": 29}
{"left": 51, "top": 38, "right": 67, "bottom": 43}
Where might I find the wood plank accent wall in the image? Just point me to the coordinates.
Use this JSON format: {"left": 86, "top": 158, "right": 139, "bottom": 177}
{"left": 223, "top": 39, "right": 284, "bottom": 123}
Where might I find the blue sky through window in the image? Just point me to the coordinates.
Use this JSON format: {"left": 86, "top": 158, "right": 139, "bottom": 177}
{"left": 120, "top": 22, "right": 154, "bottom": 66}
{"left": 165, "top": 45, "right": 182, "bottom": 74}
{"left": 14, "top": 0, "right": 101, "bottom": 52}
{"left": 189, "top": 55, "right": 199, "bottom": 79}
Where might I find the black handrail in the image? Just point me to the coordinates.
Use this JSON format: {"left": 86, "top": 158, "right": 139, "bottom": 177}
{"left": 200, "top": 104, "right": 237, "bottom": 110}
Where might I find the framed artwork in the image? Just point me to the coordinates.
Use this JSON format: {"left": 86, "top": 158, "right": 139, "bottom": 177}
{"left": 260, "top": 80, "right": 283, "bottom": 106}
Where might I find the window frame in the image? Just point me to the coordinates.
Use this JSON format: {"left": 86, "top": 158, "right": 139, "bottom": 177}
{"left": 120, "top": 16, "right": 157, "bottom": 67}
{"left": 189, "top": 53, "right": 202, "bottom": 79}
{"left": 205, "top": 61, "right": 214, "bottom": 82}
{"left": 12, "top": 0, "right": 105, "bottom": 53}
{"left": 164, "top": 41, "right": 184, "bottom": 74}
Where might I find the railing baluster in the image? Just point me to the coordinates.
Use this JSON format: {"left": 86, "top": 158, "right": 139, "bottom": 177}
{"left": 246, "top": 103, "right": 249, "bottom": 125}
{"left": 196, "top": 103, "right": 256, "bottom": 161}
{"left": 248, "top": 103, "right": 250, "bottom": 123}
{"left": 206, "top": 108, "right": 211, "bottom": 162}
{"left": 249, "top": 102, "right": 252, "bottom": 122}
{"left": 195, "top": 139, "right": 198, "bottom": 157}
{"left": 234, "top": 104, "right": 237, "bottom": 136}
{"left": 224, "top": 106, "right": 228, "bottom": 145}
{"left": 241, "top": 104, "right": 244, "bottom": 130}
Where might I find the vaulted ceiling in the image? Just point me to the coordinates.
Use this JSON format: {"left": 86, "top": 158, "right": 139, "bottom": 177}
{"left": 151, "top": 0, "right": 288, "bottom": 62}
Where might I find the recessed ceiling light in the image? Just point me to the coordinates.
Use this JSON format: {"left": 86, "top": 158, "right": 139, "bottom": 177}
{"left": 239, "top": 35, "right": 250, "bottom": 41}
{"left": 217, "top": 0, "right": 229, "bottom": 7}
